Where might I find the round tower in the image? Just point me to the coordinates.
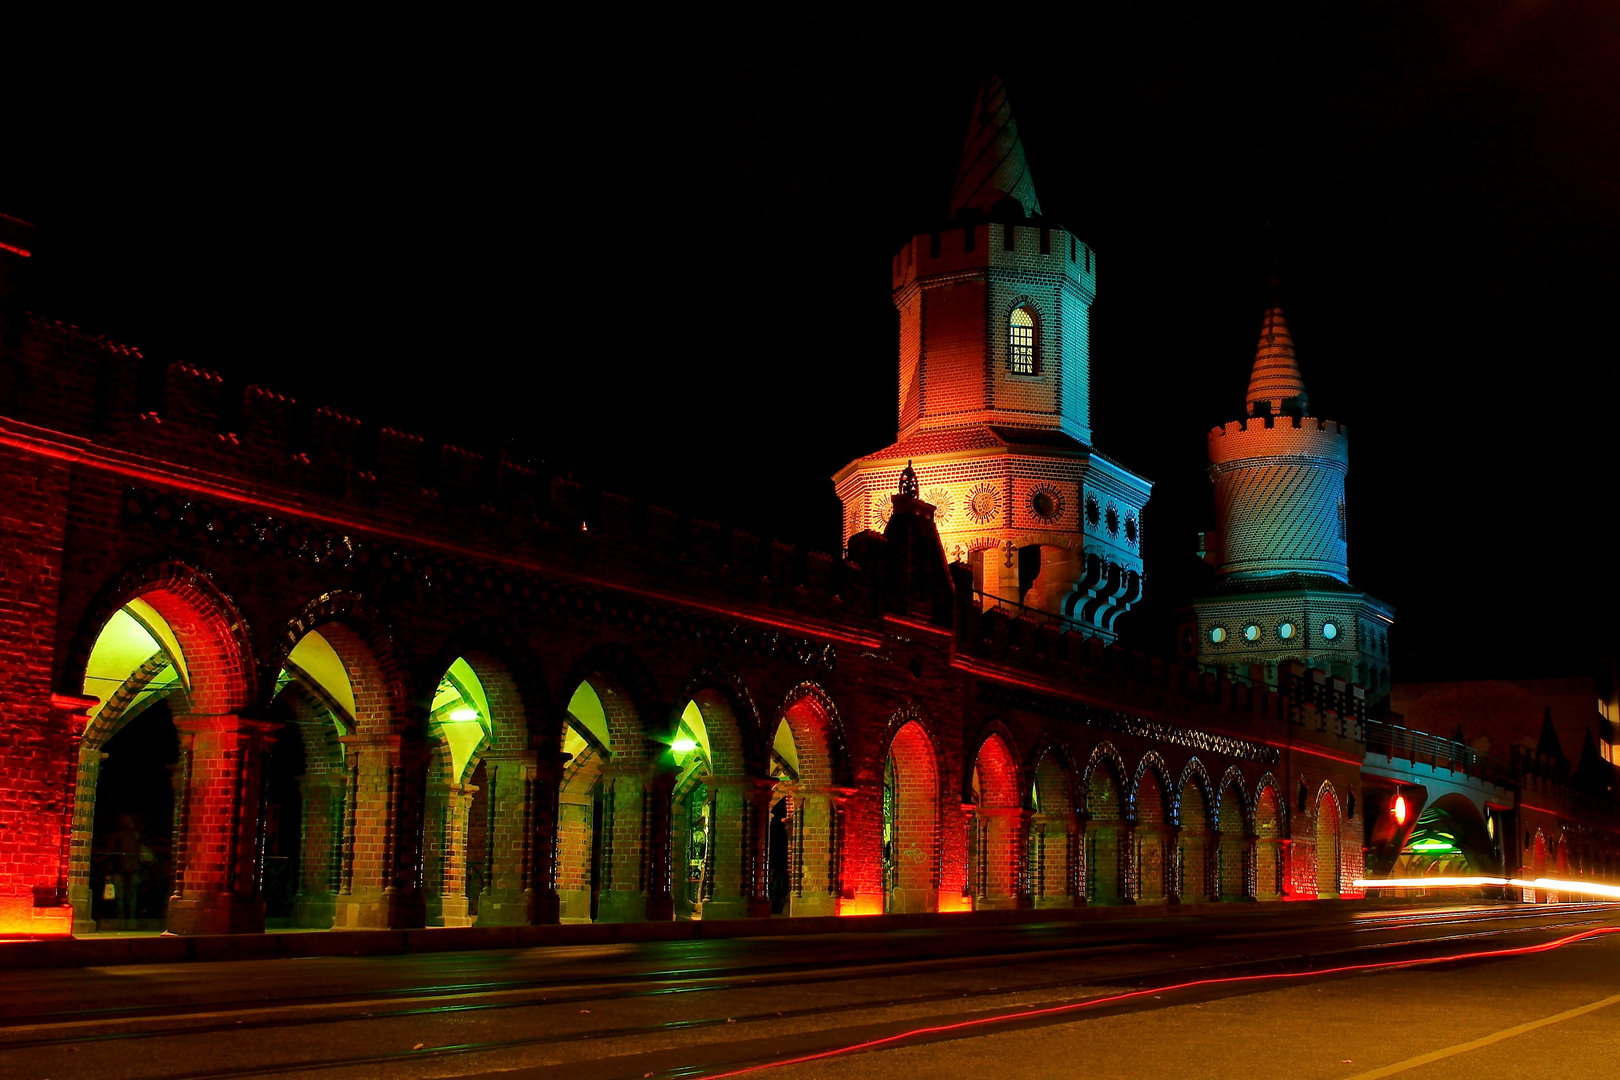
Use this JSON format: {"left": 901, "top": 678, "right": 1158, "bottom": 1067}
{"left": 1206, "top": 308, "right": 1350, "bottom": 582}
{"left": 1189, "top": 302, "right": 1393, "bottom": 696}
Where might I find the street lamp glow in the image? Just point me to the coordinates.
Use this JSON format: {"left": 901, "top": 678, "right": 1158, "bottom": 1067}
{"left": 672, "top": 737, "right": 698, "bottom": 754}
{"left": 449, "top": 707, "right": 479, "bottom": 722}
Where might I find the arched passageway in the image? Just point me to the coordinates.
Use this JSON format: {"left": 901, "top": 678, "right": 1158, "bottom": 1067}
{"left": 771, "top": 688, "right": 845, "bottom": 917}
{"left": 1029, "top": 753, "right": 1075, "bottom": 908}
{"left": 1390, "top": 794, "right": 1495, "bottom": 883}
{"left": 1216, "top": 780, "right": 1249, "bottom": 901}
{"left": 71, "top": 573, "right": 263, "bottom": 936}
{"left": 882, "top": 720, "right": 938, "bottom": 914}
{"left": 88, "top": 701, "right": 179, "bottom": 931}
{"left": 1316, "top": 785, "right": 1342, "bottom": 898}
{"left": 967, "top": 735, "right": 1022, "bottom": 910}
{"left": 1177, "top": 778, "right": 1211, "bottom": 903}
{"left": 1255, "top": 785, "right": 1283, "bottom": 900}
{"left": 263, "top": 629, "right": 356, "bottom": 929}
{"left": 669, "top": 689, "right": 756, "bottom": 921}
{"left": 1084, "top": 761, "right": 1125, "bottom": 905}
{"left": 274, "top": 614, "right": 422, "bottom": 931}
{"left": 1134, "top": 766, "right": 1169, "bottom": 903}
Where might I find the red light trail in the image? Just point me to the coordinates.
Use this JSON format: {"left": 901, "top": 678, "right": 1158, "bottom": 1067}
{"left": 702, "top": 924, "right": 1620, "bottom": 1078}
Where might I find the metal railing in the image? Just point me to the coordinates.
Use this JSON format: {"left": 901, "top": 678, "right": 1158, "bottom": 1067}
{"left": 970, "top": 590, "right": 1090, "bottom": 635}
{"left": 1363, "top": 719, "right": 1510, "bottom": 786}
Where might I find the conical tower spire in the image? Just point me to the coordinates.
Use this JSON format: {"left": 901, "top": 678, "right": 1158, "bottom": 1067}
{"left": 1246, "top": 301, "right": 1309, "bottom": 416}
{"left": 949, "top": 75, "right": 1041, "bottom": 219}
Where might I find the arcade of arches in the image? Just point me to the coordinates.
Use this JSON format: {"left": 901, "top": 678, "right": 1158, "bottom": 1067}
{"left": 52, "top": 571, "right": 1368, "bottom": 935}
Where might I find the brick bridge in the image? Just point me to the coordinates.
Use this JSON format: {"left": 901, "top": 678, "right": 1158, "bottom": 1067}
{"left": 0, "top": 300, "right": 1387, "bottom": 937}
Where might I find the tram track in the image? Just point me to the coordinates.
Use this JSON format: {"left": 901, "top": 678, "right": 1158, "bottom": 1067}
{"left": 0, "top": 903, "right": 1612, "bottom": 1080}
{"left": 0, "top": 902, "right": 1588, "bottom": 1040}
{"left": 47, "top": 911, "right": 1620, "bottom": 1080}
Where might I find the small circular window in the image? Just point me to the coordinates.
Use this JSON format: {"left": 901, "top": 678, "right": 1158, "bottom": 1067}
{"left": 1322, "top": 621, "right": 1339, "bottom": 641}
{"left": 1029, "top": 485, "right": 1065, "bottom": 524}
{"left": 1278, "top": 621, "right": 1296, "bottom": 640}
{"left": 1085, "top": 496, "right": 1101, "bottom": 527}
{"left": 1243, "top": 624, "right": 1260, "bottom": 642}
{"left": 1209, "top": 626, "right": 1227, "bottom": 644}
{"left": 1105, "top": 505, "right": 1120, "bottom": 535}
{"left": 1125, "top": 514, "right": 1139, "bottom": 545}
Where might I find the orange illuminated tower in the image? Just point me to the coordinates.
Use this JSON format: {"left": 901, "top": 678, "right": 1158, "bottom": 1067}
{"left": 834, "top": 77, "right": 1151, "bottom": 642}
{"left": 1188, "top": 300, "right": 1394, "bottom": 696}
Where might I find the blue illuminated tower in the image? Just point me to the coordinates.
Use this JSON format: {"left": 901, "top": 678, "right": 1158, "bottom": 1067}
{"left": 1188, "top": 302, "right": 1394, "bottom": 697}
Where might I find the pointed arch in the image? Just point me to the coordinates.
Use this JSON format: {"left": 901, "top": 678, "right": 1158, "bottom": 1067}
{"left": 554, "top": 642, "right": 665, "bottom": 763}
{"left": 1254, "top": 778, "right": 1284, "bottom": 900}
{"left": 1176, "top": 757, "right": 1215, "bottom": 829}
{"left": 1215, "top": 765, "right": 1253, "bottom": 835}
{"left": 1251, "top": 773, "right": 1287, "bottom": 836}
{"left": 769, "top": 682, "right": 848, "bottom": 917}
{"left": 1315, "top": 781, "right": 1342, "bottom": 898}
{"left": 1130, "top": 752, "right": 1174, "bottom": 823}
{"left": 66, "top": 558, "right": 256, "bottom": 716}
{"left": 882, "top": 709, "right": 941, "bottom": 914}
{"left": 266, "top": 592, "right": 414, "bottom": 737}
{"left": 423, "top": 618, "right": 552, "bottom": 755}
{"left": 775, "top": 681, "right": 850, "bottom": 789}
{"left": 965, "top": 719, "right": 1024, "bottom": 805}
{"left": 1026, "top": 738, "right": 1076, "bottom": 908}
{"left": 675, "top": 665, "right": 766, "bottom": 779}
{"left": 1081, "top": 742, "right": 1129, "bottom": 802}
{"left": 1132, "top": 752, "right": 1172, "bottom": 904}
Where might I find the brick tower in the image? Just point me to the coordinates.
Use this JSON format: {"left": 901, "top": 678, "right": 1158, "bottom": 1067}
{"left": 833, "top": 76, "right": 1151, "bottom": 643}
{"left": 1188, "top": 299, "right": 1394, "bottom": 697}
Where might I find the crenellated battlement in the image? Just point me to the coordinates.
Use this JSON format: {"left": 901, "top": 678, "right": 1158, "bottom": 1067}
{"left": 892, "top": 215, "right": 1095, "bottom": 296}
{"left": 1207, "top": 414, "right": 1349, "bottom": 468}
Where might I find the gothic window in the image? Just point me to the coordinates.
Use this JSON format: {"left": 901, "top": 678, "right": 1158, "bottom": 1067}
{"left": 1009, "top": 306, "right": 1036, "bottom": 375}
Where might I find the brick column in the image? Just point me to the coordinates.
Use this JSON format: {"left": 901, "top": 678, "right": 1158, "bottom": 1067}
{"left": 165, "top": 713, "right": 278, "bottom": 935}
{"left": 1118, "top": 820, "right": 1137, "bottom": 905}
{"left": 594, "top": 761, "right": 653, "bottom": 923}
{"left": 645, "top": 764, "right": 678, "bottom": 923}
{"left": 293, "top": 771, "right": 343, "bottom": 927}
{"left": 1165, "top": 824, "right": 1184, "bottom": 904}
{"left": 555, "top": 772, "right": 594, "bottom": 924}
{"left": 971, "top": 806, "right": 1028, "bottom": 910}
{"left": 1075, "top": 809, "right": 1091, "bottom": 907}
{"left": 526, "top": 751, "right": 567, "bottom": 925}
{"left": 780, "top": 784, "right": 851, "bottom": 917}
{"left": 67, "top": 739, "right": 106, "bottom": 933}
{"left": 333, "top": 734, "right": 429, "bottom": 929}
{"left": 699, "top": 777, "right": 772, "bottom": 920}
{"left": 425, "top": 781, "right": 475, "bottom": 927}
{"left": 477, "top": 752, "right": 538, "bottom": 926}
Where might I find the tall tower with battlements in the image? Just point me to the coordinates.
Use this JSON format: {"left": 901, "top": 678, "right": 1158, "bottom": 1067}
{"left": 833, "top": 77, "right": 1151, "bottom": 643}
{"left": 1188, "top": 300, "right": 1394, "bottom": 697}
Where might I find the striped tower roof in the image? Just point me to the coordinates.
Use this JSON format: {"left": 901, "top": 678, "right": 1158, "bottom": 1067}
{"left": 1246, "top": 304, "right": 1310, "bottom": 415}
{"left": 949, "top": 75, "right": 1041, "bottom": 218}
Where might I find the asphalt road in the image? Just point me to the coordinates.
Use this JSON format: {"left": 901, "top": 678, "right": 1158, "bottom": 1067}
{"left": 1, "top": 903, "right": 1616, "bottom": 1080}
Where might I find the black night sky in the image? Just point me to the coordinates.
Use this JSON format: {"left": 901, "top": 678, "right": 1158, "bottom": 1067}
{"left": 9, "top": 6, "right": 1618, "bottom": 682}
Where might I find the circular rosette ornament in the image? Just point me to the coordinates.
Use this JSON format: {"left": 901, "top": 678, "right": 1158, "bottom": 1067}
{"left": 923, "top": 487, "right": 955, "bottom": 526}
{"left": 965, "top": 483, "right": 999, "bottom": 524}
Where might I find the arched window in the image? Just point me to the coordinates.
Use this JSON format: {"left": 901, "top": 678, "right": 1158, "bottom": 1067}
{"left": 1009, "top": 306, "right": 1036, "bottom": 374}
